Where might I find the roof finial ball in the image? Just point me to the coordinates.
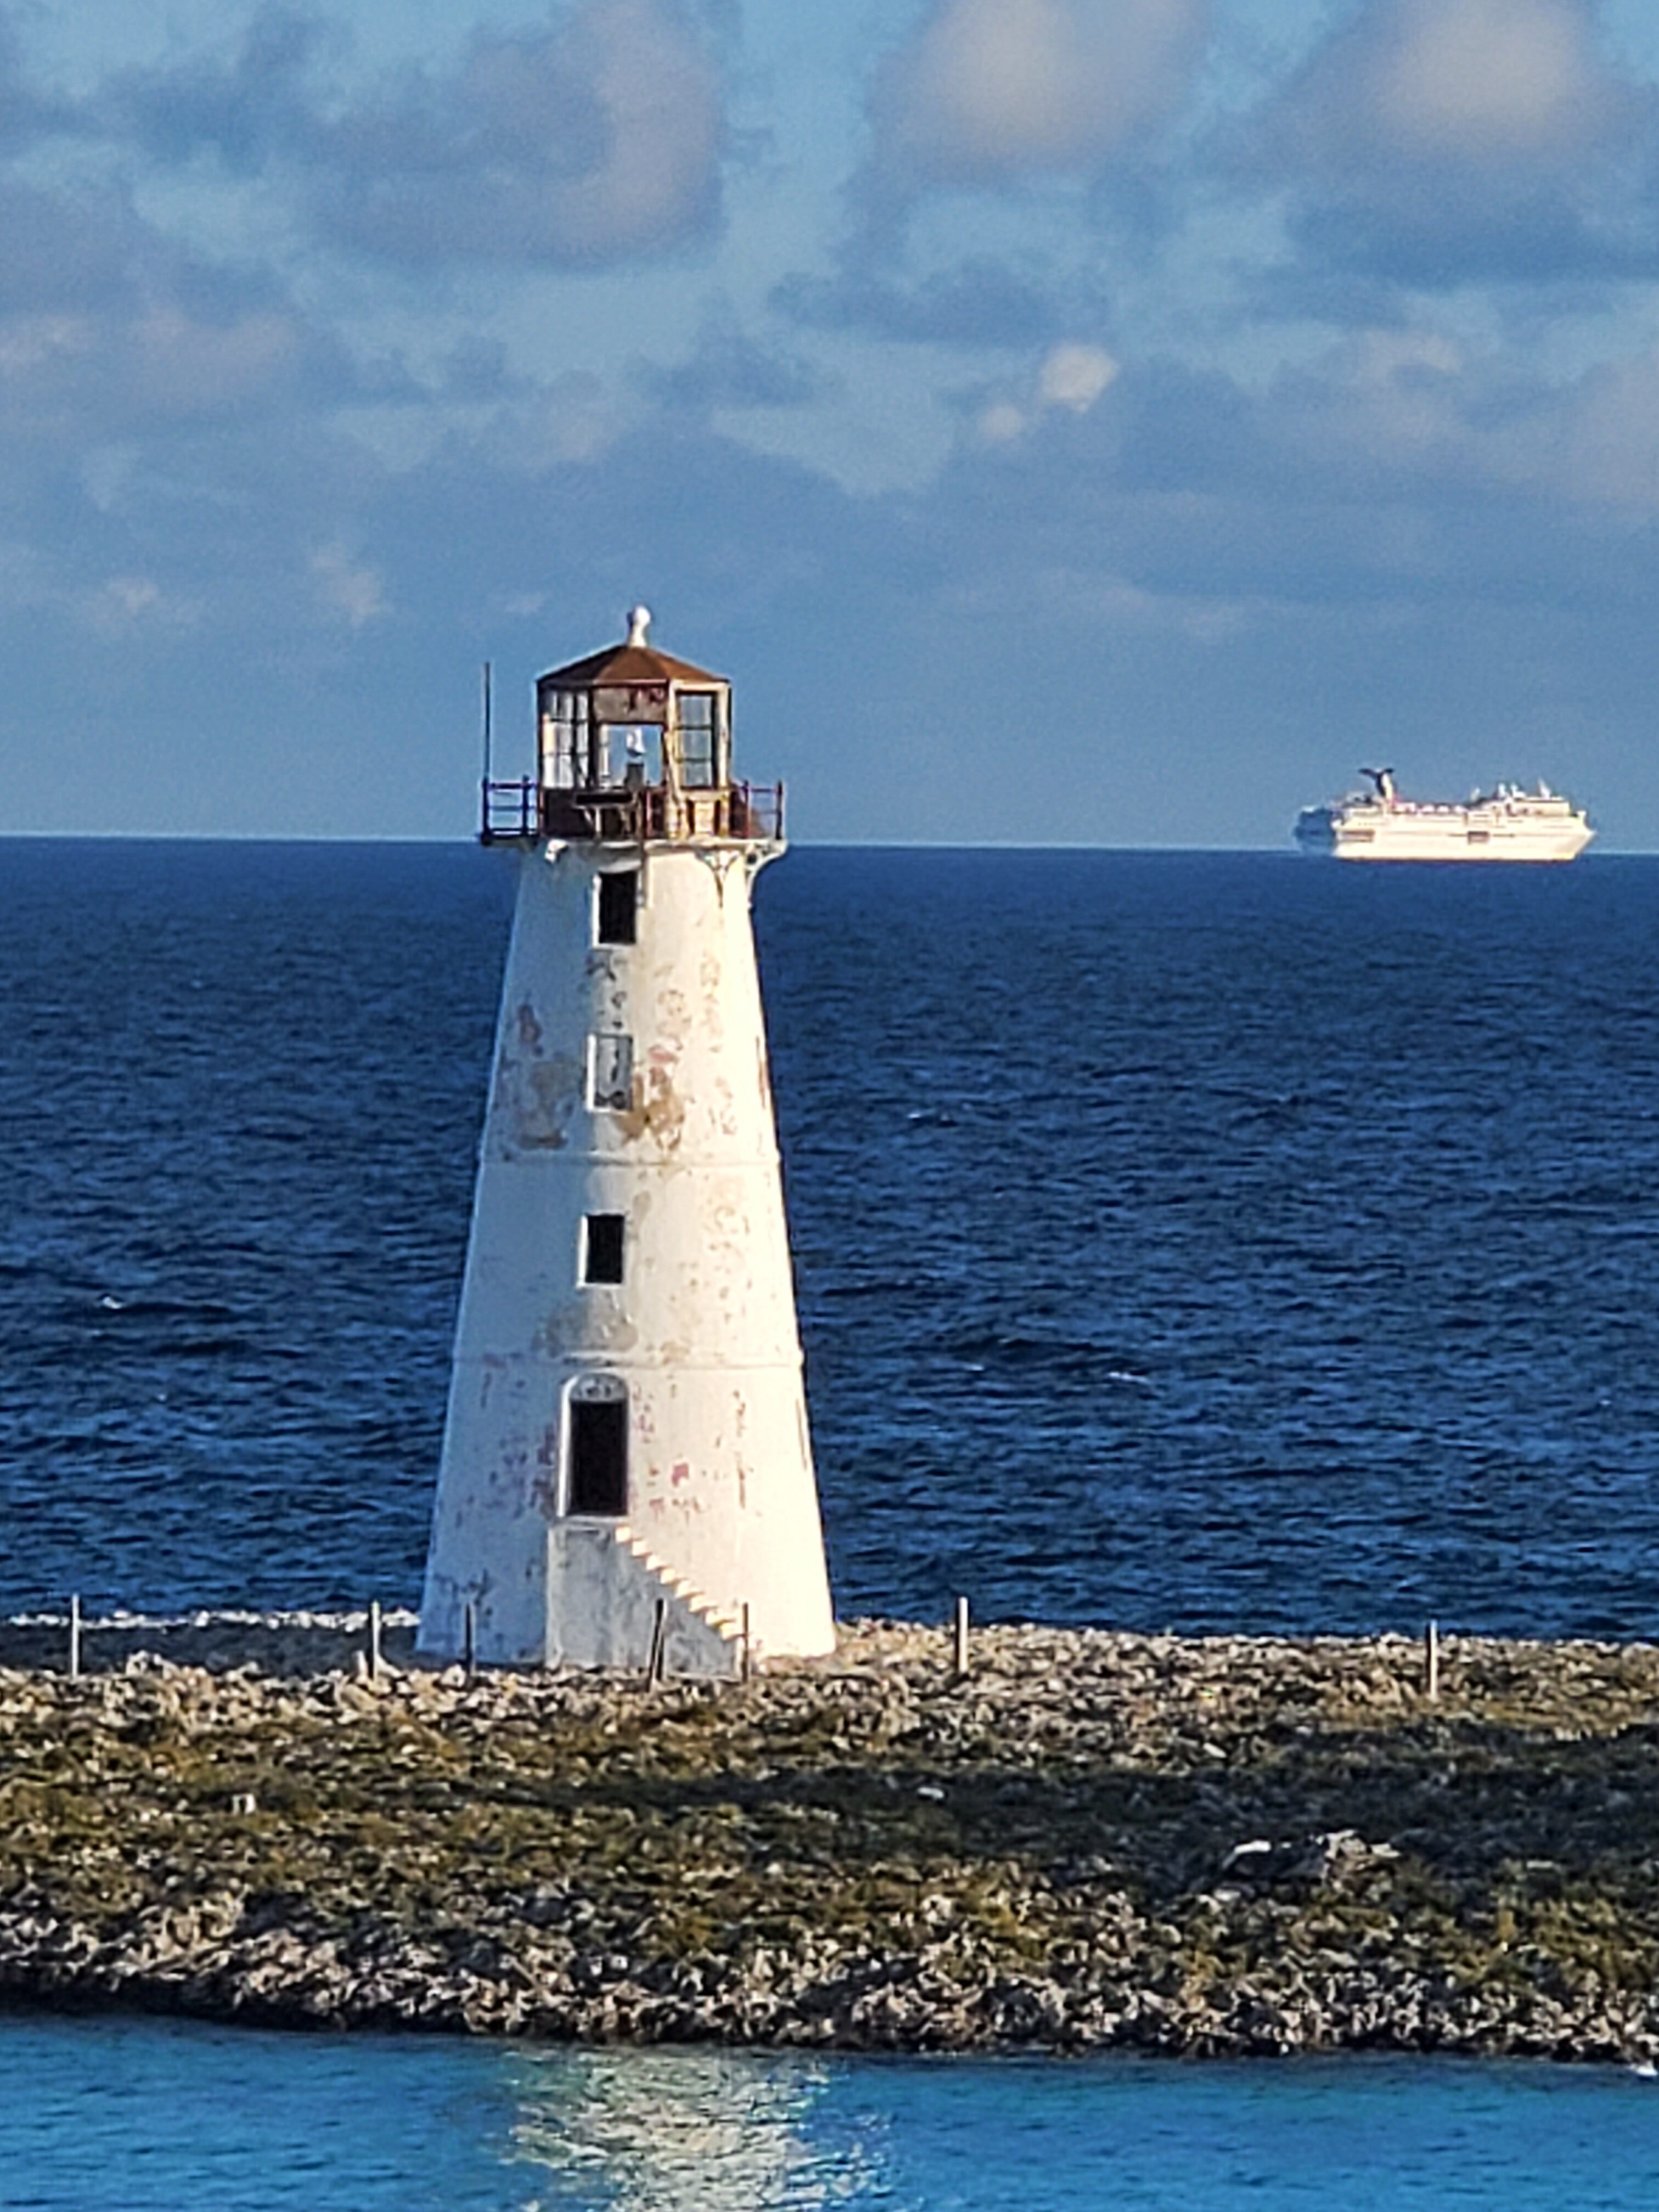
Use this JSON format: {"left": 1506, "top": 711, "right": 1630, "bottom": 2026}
{"left": 625, "top": 603, "right": 652, "bottom": 649}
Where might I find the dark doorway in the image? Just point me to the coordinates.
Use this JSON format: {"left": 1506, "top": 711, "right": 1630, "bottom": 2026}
{"left": 568, "top": 1392, "right": 628, "bottom": 1516}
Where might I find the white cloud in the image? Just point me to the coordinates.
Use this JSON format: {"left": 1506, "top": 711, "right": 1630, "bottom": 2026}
{"left": 311, "top": 544, "right": 388, "bottom": 627}
{"left": 1233, "top": 323, "right": 1659, "bottom": 519}
{"left": 1234, "top": 0, "right": 1655, "bottom": 290}
{"left": 102, "top": 575, "right": 159, "bottom": 619}
{"left": 24, "top": 1, "right": 727, "bottom": 273}
{"left": 973, "top": 340, "right": 1119, "bottom": 442}
{"left": 0, "top": 314, "right": 92, "bottom": 376}
{"left": 132, "top": 307, "right": 302, "bottom": 414}
{"left": 546, "top": 0, "right": 725, "bottom": 260}
{"left": 470, "top": 374, "right": 630, "bottom": 474}
{"left": 975, "top": 398, "right": 1029, "bottom": 442}
{"left": 1039, "top": 341, "right": 1119, "bottom": 410}
{"left": 1259, "top": 0, "right": 1633, "bottom": 173}
{"left": 76, "top": 573, "right": 204, "bottom": 635}
{"left": 1373, "top": 0, "right": 1612, "bottom": 160}
{"left": 1487, "top": 348, "right": 1659, "bottom": 508}
{"left": 318, "top": 0, "right": 726, "bottom": 265}
{"left": 870, "top": 0, "right": 1209, "bottom": 187}
{"left": 5, "top": 2, "right": 1659, "bottom": 845}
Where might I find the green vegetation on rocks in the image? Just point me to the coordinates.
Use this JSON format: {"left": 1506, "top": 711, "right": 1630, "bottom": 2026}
{"left": 2, "top": 1620, "right": 1658, "bottom": 2057}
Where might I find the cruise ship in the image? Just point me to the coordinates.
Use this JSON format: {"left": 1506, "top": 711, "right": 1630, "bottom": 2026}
{"left": 1295, "top": 770, "right": 1594, "bottom": 862}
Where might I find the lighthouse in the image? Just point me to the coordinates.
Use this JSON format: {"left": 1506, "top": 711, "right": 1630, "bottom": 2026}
{"left": 419, "top": 608, "right": 835, "bottom": 1674}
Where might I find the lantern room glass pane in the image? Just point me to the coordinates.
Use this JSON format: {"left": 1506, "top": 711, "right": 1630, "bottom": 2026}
{"left": 600, "top": 726, "right": 661, "bottom": 787}
{"left": 537, "top": 688, "right": 591, "bottom": 788}
{"left": 678, "top": 691, "right": 718, "bottom": 788}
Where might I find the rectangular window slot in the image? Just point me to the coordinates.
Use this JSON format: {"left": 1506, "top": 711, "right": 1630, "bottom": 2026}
{"left": 596, "top": 870, "right": 639, "bottom": 945}
{"left": 582, "top": 1213, "right": 625, "bottom": 1284}
{"left": 588, "top": 1033, "right": 634, "bottom": 1111}
{"left": 568, "top": 1395, "right": 628, "bottom": 1516}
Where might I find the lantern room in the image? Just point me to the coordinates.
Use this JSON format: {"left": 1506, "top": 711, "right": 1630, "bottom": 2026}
{"left": 482, "top": 606, "right": 782, "bottom": 844}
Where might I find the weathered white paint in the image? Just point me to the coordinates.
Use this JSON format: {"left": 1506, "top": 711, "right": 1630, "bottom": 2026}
{"left": 420, "top": 831, "right": 834, "bottom": 1670}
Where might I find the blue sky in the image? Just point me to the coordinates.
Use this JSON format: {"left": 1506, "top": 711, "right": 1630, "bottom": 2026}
{"left": 5, "top": 0, "right": 1659, "bottom": 845}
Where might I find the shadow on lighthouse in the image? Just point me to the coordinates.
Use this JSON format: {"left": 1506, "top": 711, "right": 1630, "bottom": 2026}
{"left": 419, "top": 608, "right": 835, "bottom": 1673}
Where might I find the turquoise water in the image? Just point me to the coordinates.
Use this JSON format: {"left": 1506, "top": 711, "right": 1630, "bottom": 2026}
{"left": 4, "top": 2017, "right": 1658, "bottom": 2210}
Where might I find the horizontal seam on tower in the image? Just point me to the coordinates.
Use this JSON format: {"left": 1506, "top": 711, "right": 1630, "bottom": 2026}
{"left": 450, "top": 1354, "right": 805, "bottom": 1372}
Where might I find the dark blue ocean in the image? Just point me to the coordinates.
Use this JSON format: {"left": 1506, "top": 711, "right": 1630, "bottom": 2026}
{"left": 5, "top": 839, "right": 1659, "bottom": 1635}
{"left": 10, "top": 840, "right": 1659, "bottom": 2204}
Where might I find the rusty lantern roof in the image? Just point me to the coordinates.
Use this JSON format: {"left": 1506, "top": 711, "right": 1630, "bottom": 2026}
{"left": 539, "top": 607, "right": 727, "bottom": 693}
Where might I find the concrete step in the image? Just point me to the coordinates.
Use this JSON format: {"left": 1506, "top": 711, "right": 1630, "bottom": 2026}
{"left": 613, "top": 1526, "right": 744, "bottom": 1651}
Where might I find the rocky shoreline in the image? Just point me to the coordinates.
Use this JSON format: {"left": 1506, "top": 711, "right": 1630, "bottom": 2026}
{"left": 3, "top": 1617, "right": 1658, "bottom": 2059}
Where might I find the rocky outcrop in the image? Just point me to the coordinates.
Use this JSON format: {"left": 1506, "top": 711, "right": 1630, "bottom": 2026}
{"left": 2, "top": 1618, "right": 1658, "bottom": 2058}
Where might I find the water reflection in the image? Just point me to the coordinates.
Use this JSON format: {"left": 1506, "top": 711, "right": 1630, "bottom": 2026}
{"left": 7, "top": 2015, "right": 1659, "bottom": 2212}
{"left": 499, "top": 2046, "right": 881, "bottom": 2209}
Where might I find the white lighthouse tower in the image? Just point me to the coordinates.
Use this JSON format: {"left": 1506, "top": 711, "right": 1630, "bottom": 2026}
{"left": 419, "top": 608, "right": 835, "bottom": 1674}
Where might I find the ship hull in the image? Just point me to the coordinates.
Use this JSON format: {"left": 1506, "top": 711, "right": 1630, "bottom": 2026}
{"left": 1295, "top": 799, "right": 1593, "bottom": 864}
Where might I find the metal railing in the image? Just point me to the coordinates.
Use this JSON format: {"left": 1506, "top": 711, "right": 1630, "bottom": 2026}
{"left": 481, "top": 778, "right": 785, "bottom": 845}
{"left": 481, "top": 779, "right": 538, "bottom": 840}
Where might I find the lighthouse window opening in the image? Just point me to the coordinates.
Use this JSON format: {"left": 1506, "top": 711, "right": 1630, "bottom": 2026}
{"left": 567, "top": 1385, "right": 628, "bottom": 1517}
{"left": 582, "top": 1213, "right": 626, "bottom": 1285}
{"left": 540, "top": 689, "right": 586, "bottom": 789}
{"left": 601, "top": 724, "right": 662, "bottom": 788}
{"left": 678, "top": 692, "right": 718, "bottom": 788}
{"left": 588, "top": 1032, "right": 634, "bottom": 1112}
{"left": 596, "top": 870, "right": 639, "bottom": 946}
